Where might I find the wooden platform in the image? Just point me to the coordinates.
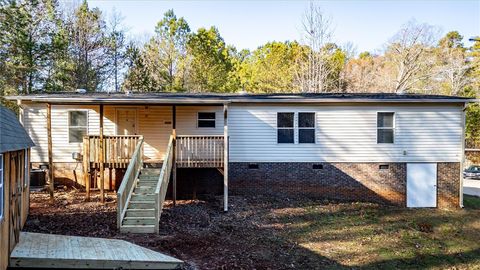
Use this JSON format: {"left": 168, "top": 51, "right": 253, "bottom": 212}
{"left": 9, "top": 232, "right": 182, "bottom": 269}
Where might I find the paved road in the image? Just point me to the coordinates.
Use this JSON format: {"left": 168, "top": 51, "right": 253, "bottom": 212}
{"left": 464, "top": 179, "right": 480, "bottom": 197}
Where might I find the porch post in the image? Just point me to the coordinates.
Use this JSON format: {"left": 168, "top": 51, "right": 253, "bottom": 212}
{"left": 223, "top": 103, "right": 228, "bottom": 212}
{"left": 46, "top": 103, "right": 54, "bottom": 200}
{"left": 172, "top": 105, "right": 177, "bottom": 206}
{"left": 99, "top": 104, "right": 105, "bottom": 203}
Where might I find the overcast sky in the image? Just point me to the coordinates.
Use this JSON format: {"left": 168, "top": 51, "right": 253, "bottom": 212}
{"left": 87, "top": 0, "right": 480, "bottom": 53}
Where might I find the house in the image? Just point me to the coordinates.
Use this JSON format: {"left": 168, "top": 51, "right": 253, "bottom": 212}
{"left": 6, "top": 92, "right": 471, "bottom": 233}
{"left": 0, "top": 106, "right": 34, "bottom": 270}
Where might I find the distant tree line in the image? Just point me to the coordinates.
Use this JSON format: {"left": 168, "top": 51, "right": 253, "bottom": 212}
{"left": 0, "top": 0, "right": 478, "bottom": 138}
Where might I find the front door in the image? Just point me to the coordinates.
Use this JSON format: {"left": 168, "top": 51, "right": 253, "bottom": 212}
{"left": 407, "top": 163, "right": 437, "bottom": 207}
{"left": 116, "top": 108, "right": 137, "bottom": 135}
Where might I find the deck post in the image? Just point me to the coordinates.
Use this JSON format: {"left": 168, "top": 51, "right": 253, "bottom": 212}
{"left": 47, "top": 103, "right": 54, "bottom": 200}
{"left": 85, "top": 136, "right": 91, "bottom": 201}
{"left": 223, "top": 103, "right": 228, "bottom": 212}
{"left": 82, "top": 136, "right": 90, "bottom": 201}
{"left": 172, "top": 105, "right": 177, "bottom": 206}
{"left": 99, "top": 104, "right": 105, "bottom": 203}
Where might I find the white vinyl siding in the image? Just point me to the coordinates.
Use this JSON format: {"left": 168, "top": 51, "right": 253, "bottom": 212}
{"left": 229, "top": 104, "right": 463, "bottom": 163}
{"left": 176, "top": 106, "right": 223, "bottom": 136}
{"left": 24, "top": 104, "right": 100, "bottom": 162}
{"left": 22, "top": 104, "right": 223, "bottom": 162}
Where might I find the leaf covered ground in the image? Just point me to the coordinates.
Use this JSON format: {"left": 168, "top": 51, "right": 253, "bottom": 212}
{"left": 24, "top": 190, "right": 480, "bottom": 269}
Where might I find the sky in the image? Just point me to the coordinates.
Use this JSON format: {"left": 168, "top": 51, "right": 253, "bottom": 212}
{"left": 86, "top": 0, "right": 480, "bottom": 54}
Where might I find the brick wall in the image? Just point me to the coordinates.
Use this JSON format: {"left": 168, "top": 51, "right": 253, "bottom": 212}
{"left": 437, "top": 162, "right": 461, "bottom": 209}
{"left": 230, "top": 162, "right": 407, "bottom": 206}
{"left": 230, "top": 162, "right": 462, "bottom": 208}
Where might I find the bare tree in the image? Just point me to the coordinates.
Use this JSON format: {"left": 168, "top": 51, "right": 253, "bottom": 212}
{"left": 385, "top": 20, "right": 439, "bottom": 93}
{"left": 435, "top": 47, "right": 471, "bottom": 95}
{"left": 295, "top": 2, "right": 334, "bottom": 93}
{"left": 105, "top": 9, "right": 128, "bottom": 92}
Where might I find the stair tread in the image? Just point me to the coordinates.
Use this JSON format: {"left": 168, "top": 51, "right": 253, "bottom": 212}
{"left": 121, "top": 224, "right": 155, "bottom": 228}
{"left": 126, "top": 208, "right": 155, "bottom": 211}
{"left": 124, "top": 216, "right": 155, "bottom": 219}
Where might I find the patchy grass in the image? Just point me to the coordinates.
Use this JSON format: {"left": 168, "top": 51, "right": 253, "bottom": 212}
{"left": 25, "top": 190, "right": 480, "bottom": 269}
{"left": 464, "top": 195, "right": 480, "bottom": 209}
{"left": 271, "top": 196, "right": 480, "bottom": 269}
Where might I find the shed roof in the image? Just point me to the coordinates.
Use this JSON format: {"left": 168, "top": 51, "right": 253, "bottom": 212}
{"left": 6, "top": 92, "right": 473, "bottom": 105}
{"left": 0, "top": 106, "right": 35, "bottom": 153}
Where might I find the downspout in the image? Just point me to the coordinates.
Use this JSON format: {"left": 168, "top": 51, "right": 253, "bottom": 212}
{"left": 460, "top": 102, "right": 468, "bottom": 208}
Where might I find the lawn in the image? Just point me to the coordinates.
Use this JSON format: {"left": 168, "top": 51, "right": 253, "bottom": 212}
{"left": 24, "top": 191, "right": 480, "bottom": 269}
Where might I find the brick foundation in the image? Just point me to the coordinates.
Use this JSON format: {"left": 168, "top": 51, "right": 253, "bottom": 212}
{"left": 230, "top": 162, "right": 461, "bottom": 208}
{"left": 437, "top": 162, "right": 461, "bottom": 209}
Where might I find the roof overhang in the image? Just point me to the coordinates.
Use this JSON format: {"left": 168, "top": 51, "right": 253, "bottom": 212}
{"left": 6, "top": 94, "right": 474, "bottom": 105}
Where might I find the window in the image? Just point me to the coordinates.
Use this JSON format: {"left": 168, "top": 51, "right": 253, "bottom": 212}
{"left": 68, "top": 111, "right": 88, "bottom": 143}
{"left": 298, "top": 112, "right": 315, "bottom": 143}
{"left": 277, "top": 112, "right": 294, "bottom": 143}
{"left": 198, "top": 112, "right": 216, "bottom": 128}
{"left": 377, "top": 112, "right": 395, "bottom": 144}
{"left": 0, "top": 154, "right": 3, "bottom": 221}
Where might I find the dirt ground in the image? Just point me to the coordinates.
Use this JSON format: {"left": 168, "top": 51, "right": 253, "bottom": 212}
{"left": 24, "top": 189, "right": 480, "bottom": 270}
{"left": 25, "top": 189, "right": 334, "bottom": 269}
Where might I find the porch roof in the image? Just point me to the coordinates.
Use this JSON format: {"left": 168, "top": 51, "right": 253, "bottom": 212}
{"left": 6, "top": 92, "right": 473, "bottom": 105}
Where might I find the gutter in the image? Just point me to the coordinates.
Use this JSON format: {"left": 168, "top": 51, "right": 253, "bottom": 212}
{"left": 4, "top": 96, "right": 474, "bottom": 104}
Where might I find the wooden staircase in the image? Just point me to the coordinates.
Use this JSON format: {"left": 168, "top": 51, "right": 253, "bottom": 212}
{"left": 120, "top": 168, "right": 160, "bottom": 233}
{"left": 117, "top": 135, "right": 174, "bottom": 234}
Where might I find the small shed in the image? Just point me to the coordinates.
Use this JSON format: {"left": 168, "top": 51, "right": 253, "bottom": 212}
{"left": 0, "top": 106, "right": 34, "bottom": 270}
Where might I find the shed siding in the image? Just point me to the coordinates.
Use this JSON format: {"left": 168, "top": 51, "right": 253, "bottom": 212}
{"left": 228, "top": 104, "right": 463, "bottom": 162}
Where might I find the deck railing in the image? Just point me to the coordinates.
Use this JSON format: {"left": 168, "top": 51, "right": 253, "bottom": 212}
{"left": 116, "top": 138, "right": 144, "bottom": 229}
{"left": 154, "top": 135, "right": 174, "bottom": 234}
{"left": 83, "top": 135, "right": 143, "bottom": 169}
{"left": 176, "top": 135, "right": 224, "bottom": 168}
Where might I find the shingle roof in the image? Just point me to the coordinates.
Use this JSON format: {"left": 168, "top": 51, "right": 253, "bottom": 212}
{"left": 5, "top": 92, "right": 472, "bottom": 104}
{"left": 0, "top": 106, "right": 34, "bottom": 153}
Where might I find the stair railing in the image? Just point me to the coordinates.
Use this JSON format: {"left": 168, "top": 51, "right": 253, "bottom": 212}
{"left": 154, "top": 135, "right": 174, "bottom": 234}
{"left": 117, "top": 137, "right": 144, "bottom": 229}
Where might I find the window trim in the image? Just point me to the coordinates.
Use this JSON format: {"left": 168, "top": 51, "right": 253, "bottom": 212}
{"left": 276, "top": 112, "right": 295, "bottom": 144}
{"left": 298, "top": 112, "right": 316, "bottom": 144}
{"left": 197, "top": 112, "right": 216, "bottom": 129}
{"left": 68, "top": 110, "right": 89, "bottom": 144}
{"left": 0, "top": 154, "right": 4, "bottom": 222}
{"left": 376, "top": 112, "right": 395, "bottom": 144}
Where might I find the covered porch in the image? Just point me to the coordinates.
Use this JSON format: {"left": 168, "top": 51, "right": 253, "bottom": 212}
{"left": 38, "top": 100, "right": 230, "bottom": 233}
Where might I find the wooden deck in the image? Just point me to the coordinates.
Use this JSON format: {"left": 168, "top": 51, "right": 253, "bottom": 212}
{"left": 9, "top": 232, "right": 182, "bottom": 269}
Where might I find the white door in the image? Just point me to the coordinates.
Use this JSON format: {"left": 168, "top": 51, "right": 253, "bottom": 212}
{"left": 407, "top": 163, "right": 437, "bottom": 207}
{"left": 116, "top": 108, "right": 137, "bottom": 135}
